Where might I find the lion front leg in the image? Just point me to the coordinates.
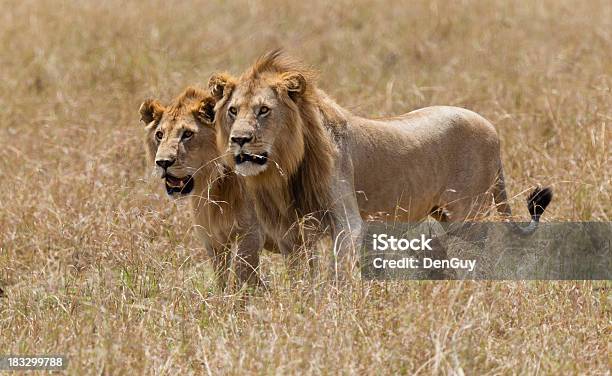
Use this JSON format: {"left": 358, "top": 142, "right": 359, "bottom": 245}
{"left": 210, "top": 245, "right": 232, "bottom": 291}
{"left": 329, "top": 166, "right": 364, "bottom": 281}
{"left": 330, "top": 209, "right": 364, "bottom": 280}
{"left": 233, "top": 226, "right": 266, "bottom": 290}
{"left": 275, "top": 226, "right": 319, "bottom": 282}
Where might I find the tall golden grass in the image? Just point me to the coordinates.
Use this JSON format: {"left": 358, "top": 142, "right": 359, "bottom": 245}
{"left": 0, "top": 0, "right": 609, "bottom": 374}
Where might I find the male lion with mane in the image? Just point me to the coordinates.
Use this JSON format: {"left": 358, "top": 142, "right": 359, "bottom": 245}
{"left": 139, "top": 87, "right": 274, "bottom": 289}
{"left": 209, "top": 51, "right": 552, "bottom": 270}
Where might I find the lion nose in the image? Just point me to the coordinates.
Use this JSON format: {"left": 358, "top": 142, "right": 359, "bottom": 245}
{"left": 156, "top": 158, "right": 175, "bottom": 169}
{"left": 230, "top": 135, "right": 253, "bottom": 147}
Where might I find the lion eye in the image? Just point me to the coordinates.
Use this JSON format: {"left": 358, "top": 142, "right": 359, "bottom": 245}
{"left": 228, "top": 106, "right": 237, "bottom": 117}
{"left": 182, "top": 130, "right": 194, "bottom": 140}
{"left": 258, "top": 106, "right": 270, "bottom": 116}
{"left": 155, "top": 131, "right": 164, "bottom": 141}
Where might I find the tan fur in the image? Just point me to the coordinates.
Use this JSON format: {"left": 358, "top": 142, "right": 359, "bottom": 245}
{"left": 139, "top": 87, "right": 272, "bottom": 289}
{"left": 210, "top": 59, "right": 337, "bottom": 259}
{"left": 211, "top": 50, "right": 550, "bottom": 271}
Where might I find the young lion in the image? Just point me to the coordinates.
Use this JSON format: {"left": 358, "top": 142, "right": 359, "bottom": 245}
{"left": 139, "top": 87, "right": 272, "bottom": 289}
{"left": 209, "top": 51, "right": 553, "bottom": 269}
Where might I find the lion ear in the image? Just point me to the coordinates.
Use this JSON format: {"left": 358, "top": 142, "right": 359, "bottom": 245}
{"left": 208, "top": 72, "right": 235, "bottom": 101}
{"left": 280, "top": 72, "right": 306, "bottom": 101}
{"left": 139, "top": 99, "right": 164, "bottom": 124}
{"left": 195, "top": 97, "right": 215, "bottom": 125}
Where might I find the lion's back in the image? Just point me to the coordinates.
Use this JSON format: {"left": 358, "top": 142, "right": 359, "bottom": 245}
{"left": 348, "top": 105, "right": 503, "bottom": 219}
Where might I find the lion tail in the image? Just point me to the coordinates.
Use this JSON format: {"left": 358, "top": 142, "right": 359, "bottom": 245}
{"left": 509, "top": 186, "right": 553, "bottom": 236}
{"left": 493, "top": 168, "right": 553, "bottom": 235}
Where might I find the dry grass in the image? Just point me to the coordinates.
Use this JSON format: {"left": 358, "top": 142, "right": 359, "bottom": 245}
{"left": 0, "top": 0, "right": 610, "bottom": 374}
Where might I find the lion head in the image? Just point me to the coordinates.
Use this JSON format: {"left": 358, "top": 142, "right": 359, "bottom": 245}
{"left": 209, "top": 50, "right": 330, "bottom": 180}
{"left": 139, "top": 87, "right": 218, "bottom": 197}
{"left": 209, "top": 51, "right": 337, "bottom": 229}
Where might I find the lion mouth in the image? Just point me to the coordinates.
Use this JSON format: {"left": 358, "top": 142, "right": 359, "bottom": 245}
{"left": 235, "top": 152, "right": 268, "bottom": 166}
{"left": 164, "top": 174, "right": 194, "bottom": 195}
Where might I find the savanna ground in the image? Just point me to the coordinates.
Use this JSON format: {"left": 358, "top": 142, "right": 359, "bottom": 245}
{"left": 0, "top": 0, "right": 610, "bottom": 374}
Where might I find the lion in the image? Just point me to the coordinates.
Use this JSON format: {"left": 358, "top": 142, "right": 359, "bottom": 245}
{"left": 139, "top": 87, "right": 274, "bottom": 289}
{"left": 208, "top": 50, "right": 553, "bottom": 270}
